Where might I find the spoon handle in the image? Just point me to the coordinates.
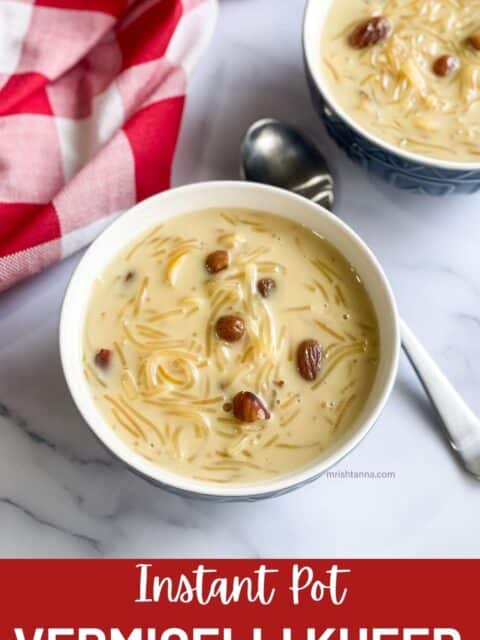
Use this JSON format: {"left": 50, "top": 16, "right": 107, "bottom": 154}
{"left": 400, "top": 318, "right": 480, "bottom": 478}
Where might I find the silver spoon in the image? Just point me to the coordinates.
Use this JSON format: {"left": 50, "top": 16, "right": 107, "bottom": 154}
{"left": 241, "top": 117, "right": 480, "bottom": 480}
{"left": 241, "top": 118, "right": 335, "bottom": 211}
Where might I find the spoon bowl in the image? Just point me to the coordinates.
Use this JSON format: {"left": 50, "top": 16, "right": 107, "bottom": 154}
{"left": 241, "top": 118, "right": 334, "bottom": 211}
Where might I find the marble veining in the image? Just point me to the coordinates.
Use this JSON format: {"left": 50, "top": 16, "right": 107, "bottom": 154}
{"left": 1, "top": 0, "right": 480, "bottom": 557}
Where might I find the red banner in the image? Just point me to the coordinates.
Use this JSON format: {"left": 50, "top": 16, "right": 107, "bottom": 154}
{"left": 0, "top": 561, "right": 475, "bottom": 639}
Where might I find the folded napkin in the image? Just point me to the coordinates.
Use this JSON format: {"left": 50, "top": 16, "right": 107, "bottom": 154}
{"left": 0, "top": 0, "right": 217, "bottom": 293}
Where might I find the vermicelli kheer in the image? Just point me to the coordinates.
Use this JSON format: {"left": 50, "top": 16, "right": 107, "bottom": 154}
{"left": 83, "top": 209, "right": 379, "bottom": 484}
{"left": 321, "top": 0, "right": 480, "bottom": 162}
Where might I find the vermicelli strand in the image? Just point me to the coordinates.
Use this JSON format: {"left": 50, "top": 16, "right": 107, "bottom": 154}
{"left": 85, "top": 363, "right": 107, "bottom": 388}
{"left": 192, "top": 396, "right": 223, "bottom": 406}
{"left": 335, "top": 285, "right": 346, "bottom": 306}
{"left": 111, "top": 408, "right": 144, "bottom": 440}
{"left": 121, "top": 369, "right": 138, "bottom": 400}
{"left": 220, "top": 212, "right": 236, "bottom": 225}
{"left": 313, "top": 279, "right": 329, "bottom": 302}
{"left": 341, "top": 379, "right": 357, "bottom": 395}
{"left": 280, "top": 408, "right": 301, "bottom": 427}
{"left": 262, "top": 434, "right": 279, "bottom": 448}
{"left": 117, "top": 295, "right": 134, "bottom": 320}
{"left": 315, "top": 260, "right": 343, "bottom": 281}
{"left": 257, "top": 262, "right": 287, "bottom": 274}
{"left": 280, "top": 394, "right": 298, "bottom": 410}
{"left": 147, "top": 309, "right": 184, "bottom": 322}
{"left": 148, "top": 235, "right": 170, "bottom": 248}
{"left": 333, "top": 394, "right": 357, "bottom": 432}
{"left": 104, "top": 397, "right": 147, "bottom": 441}
{"left": 285, "top": 305, "right": 311, "bottom": 312}
{"left": 135, "top": 325, "right": 170, "bottom": 339}
{"left": 117, "top": 395, "right": 165, "bottom": 444}
{"left": 311, "top": 345, "right": 365, "bottom": 390}
{"left": 310, "top": 259, "right": 333, "bottom": 283}
{"left": 275, "top": 441, "right": 323, "bottom": 450}
{"left": 255, "top": 359, "right": 272, "bottom": 392}
{"left": 126, "top": 224, "right": 164, "bottom": 260}
{"left": 237, "top": 246, "right": 270, "bottom": 265}
{"left": 315, "top": 320, "right": 347, "bottom": 342}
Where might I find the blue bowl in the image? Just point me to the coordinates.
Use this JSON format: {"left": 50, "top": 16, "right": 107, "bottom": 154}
{"left": 303, "top": 0, "right": 480, "bottom": 196}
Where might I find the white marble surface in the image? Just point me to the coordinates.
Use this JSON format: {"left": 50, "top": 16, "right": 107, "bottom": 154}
{"left": 1, "top": 0, "right": 480, "bottom": 558}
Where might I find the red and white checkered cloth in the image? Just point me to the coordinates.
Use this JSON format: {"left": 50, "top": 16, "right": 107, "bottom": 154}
{"left": 0, "top": 0, "right": 217, "bottom": 293}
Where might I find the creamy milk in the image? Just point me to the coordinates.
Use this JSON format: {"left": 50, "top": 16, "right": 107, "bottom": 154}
{"left": 83, "top": 209, "right": 379, "bottom": 484}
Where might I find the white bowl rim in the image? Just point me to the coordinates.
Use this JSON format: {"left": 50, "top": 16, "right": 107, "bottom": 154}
{"left": 303, "top": 0, "right": 480, "bottom": 173}
{"left": 60, "top": 180, "right": 400, "bottom": 498}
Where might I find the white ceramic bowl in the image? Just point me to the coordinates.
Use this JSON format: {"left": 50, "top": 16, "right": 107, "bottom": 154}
{"left": 60, "top": 181, "right": 400, "bottom": 500}
{"left": 303, "top": 0, "right": 480, "bottom": 196}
